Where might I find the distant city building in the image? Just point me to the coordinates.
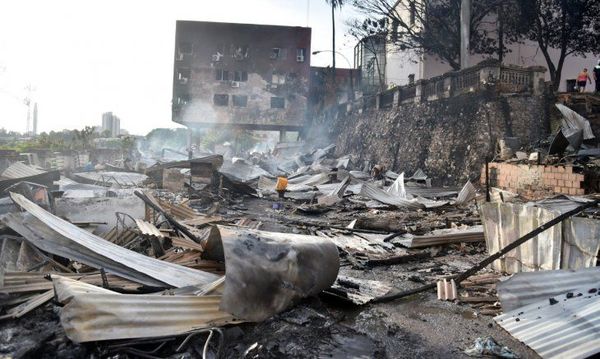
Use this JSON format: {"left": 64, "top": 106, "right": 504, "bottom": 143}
{"left": 172, "top": 21, "right": 311, "bottom": 133}
{"left": 101, "top": 112, "right": 120, "bottom": 137}
{"left": 32, "top": 103, "right": 38, "bottom": 136}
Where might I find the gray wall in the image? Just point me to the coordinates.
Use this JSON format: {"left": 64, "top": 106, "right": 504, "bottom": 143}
{"left": 323, "top": 91, "right": 550, "bottom": 185}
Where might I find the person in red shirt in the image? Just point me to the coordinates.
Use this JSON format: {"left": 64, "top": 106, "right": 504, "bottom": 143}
{"left": 577, "top": 68, "right": 592, "bottom": 93}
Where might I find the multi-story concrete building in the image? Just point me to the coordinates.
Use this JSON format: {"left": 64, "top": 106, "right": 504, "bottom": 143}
{"left": 172, "top": 21, "right": 312, "bottom": 133}
{"left": 101, "top": 112, "right": 120, "bottom": 137}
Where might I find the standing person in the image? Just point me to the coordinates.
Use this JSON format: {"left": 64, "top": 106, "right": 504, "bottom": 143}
{"left": 594, "top": 61, "right": 600, "bottom": 93}
{"left": 577, "top": 68, "right": 592, "bottom": 93}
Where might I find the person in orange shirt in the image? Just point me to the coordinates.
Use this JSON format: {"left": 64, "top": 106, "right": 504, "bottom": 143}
{"left": 577, "top": 68, "right": 592, "bottom": 93}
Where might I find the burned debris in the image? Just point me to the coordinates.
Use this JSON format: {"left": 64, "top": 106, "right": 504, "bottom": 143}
{"left": 2, "top": 2, "right": 600, "bottom": 357}
{"left": 0, "top": 135, "right": 572, "bottom": 359}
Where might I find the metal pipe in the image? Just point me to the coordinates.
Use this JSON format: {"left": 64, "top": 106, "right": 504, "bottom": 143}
{"left": 373, "top": 198, "right": 600, "bottom": 303}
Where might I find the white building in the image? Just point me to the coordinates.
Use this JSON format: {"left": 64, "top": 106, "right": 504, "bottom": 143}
{"left": 361, "top": 2, "right": 599, "bottom": 92}
{"left": 101, "top": 112, "right": 121, "bottom": 137}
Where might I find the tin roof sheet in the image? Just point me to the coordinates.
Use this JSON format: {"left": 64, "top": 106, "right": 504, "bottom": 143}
{"left": 495, "top": 284, "right": 600, "bottom": 359}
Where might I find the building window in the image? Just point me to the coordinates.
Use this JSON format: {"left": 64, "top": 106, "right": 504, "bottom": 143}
{"left": 178, "top": 41, "right": 192, "bottom": 55}
{"left": 213, "top": 94, "right": 229, "bottom": 106}
{"left": 271, "top": 97, "right": 284, "bottom": 109}
{"left": 232, "top": 45, "right": 249, "bottom": 60}
{"left": 174, "top": 93, "right": 190, "bottom": 106}
{"left": 232, "top": 95, "right": 248, "bottom": 107}
{"left": 296, "top": 48, "right": 305, "bottom": 62}
{"left": 177, "top": 41, "right": 192, "bottom": 60}
{"left": 272, "top": 73, "right": 285, "bottom": 85}
{"left": 216, "top": 69, "right": 229, "bottom": 81}
{"left": 271, "top": 48, "right": 281, "bottom": 59}
{"left": 233, "top": 71, "right": 248, "bottom": 82}
{"left": 409, "top": 1, "right": 416, "bottom": 26}
{"left": 177, "top": 68, "right": 190, "bottom": 84}
{"left": 408, "top": 74, "right": 415, "bottom": 85}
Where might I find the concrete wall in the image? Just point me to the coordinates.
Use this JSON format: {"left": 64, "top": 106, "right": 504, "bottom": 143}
{"left": 326, "top": 90, "right": 549, "bottom": 186}
{"left": 172, "top": 21, "right": 311, "bottom": 130}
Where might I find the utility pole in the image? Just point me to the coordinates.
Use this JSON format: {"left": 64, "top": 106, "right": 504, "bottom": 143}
{"left": 460, "top": 0, "right": 471, "bottom": 69}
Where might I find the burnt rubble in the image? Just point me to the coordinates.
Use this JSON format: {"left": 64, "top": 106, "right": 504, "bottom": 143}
{"left": 0, "top": 135, "right": 598, "bottom": 359}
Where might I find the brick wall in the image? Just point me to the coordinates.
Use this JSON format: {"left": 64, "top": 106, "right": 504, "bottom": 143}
{"left": 482, "top": 162, "right": 585, "bottom": 199}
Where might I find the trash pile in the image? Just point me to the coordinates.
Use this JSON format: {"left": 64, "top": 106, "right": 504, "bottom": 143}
{"left": 0, "top": 141, "right": 598, "bottom": 358}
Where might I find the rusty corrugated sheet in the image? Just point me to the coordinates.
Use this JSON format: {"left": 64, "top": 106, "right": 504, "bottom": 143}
{"left": 134, "top": 219, "right": 164, "bottom": 238}
{"left": 495, "top": 281, "right": 600, "bottom": 358}
{"left": 480, "top": 200, "right": 600, "bottom": 274}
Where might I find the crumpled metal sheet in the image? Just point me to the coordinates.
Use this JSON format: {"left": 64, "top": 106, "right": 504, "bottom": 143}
{"left": 455, "top": 181, "right": 477, "bottom": 205}
{"left": 386, "top": 172, "right": 406, "bottom": 198}
{"left": 219, "top": 159, "right": 271, "bottom": 183}
{"left": 73, "top": 171, "right": 148, "bottom": 187}
{"left": 359, "top": 182, "right": 425, "bottom": 210}
{"left": 214, "top": 226, "right": 340, "bottom": 321}
{"left": 480, "top": 200, "right": 600, "bottom": 274}
{"left": 556, "top": 103, "right": 595, "bottom": 140}
{"left": 2, "top": 193, "right": 218, "bottom": 288}
{"left": 495, "top": 284, "right": 600, "bottom": 359}
{"left": 134, "top": 219, "right": 164, "bottom": 238}
{"left": 53, "top": 275, "right": 237, "bottom": 342}
{"left": 497, "top": 267, "right": 600, "bottom": 312}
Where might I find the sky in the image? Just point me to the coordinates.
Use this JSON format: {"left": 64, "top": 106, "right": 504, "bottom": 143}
{"left": 0, "top": 0, "right": 360, "bottom": 136}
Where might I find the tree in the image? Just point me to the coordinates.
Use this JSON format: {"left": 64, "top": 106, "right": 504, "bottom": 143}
{"left": 514, "top": 0, "right": 600, "bottom": 91}
{"left": 350, "top": 0, "right": 505, "bottom": 70}
{"left": 325, "top": 0, "right": 345, "bottom": 73}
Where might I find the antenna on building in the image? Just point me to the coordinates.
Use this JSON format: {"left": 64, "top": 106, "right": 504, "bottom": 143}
{"left": 306, "top": 0, "right": 310, "bottom": 27}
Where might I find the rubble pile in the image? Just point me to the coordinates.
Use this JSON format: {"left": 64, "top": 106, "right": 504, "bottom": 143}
{"left": 0, "top": 139, "right": 598, "bottom": 358}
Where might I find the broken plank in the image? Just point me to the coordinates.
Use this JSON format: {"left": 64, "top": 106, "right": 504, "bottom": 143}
{"left": 367, "top": 252, "right": 430, "bottom": 267}
{"left": 459, "top": 296, "right": 498, "bottom": 303}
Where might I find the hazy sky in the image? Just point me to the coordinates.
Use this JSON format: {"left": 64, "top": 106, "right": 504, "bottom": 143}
{"left": 0, "top": 0, "right": 359, "bottom": 135}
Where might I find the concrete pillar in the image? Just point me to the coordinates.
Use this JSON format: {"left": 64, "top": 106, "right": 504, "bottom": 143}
{"left": 460, "top": 0, "right": 471, "bottom": 69}
{"left": 279, "top": 130, "right": 287, "bottom": 142}
{"left": 528, "top": 66, "right": 547, "bottom": 95}
{"left": 443, "top": 75, "right": 453, "bottom": 98}
{"left": 415, "top": 80, "right": 424, "bottom": 103}
{"left": 393, "top": 89, "right": 400, "bottom": 106}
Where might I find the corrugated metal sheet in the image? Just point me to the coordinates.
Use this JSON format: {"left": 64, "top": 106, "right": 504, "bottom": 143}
{"left": 1, "top": 162, "right": 45, "bottom": 179}
{"left": 0, "top": 170, "right": 60, "bottom": 197}
{"left": 73, "top": 171, "right": 148, "bottom": 187}
{"left": 497, "top": 267, "right": 600, "bottom": 312}
{"left": 495, "top": 285, "right": 600, "bottom": 359}
{"left": 2, "top": 193, "right": 218, "bottom": 288}
{"left": 359, "top": 182, "right": 425, "bottom": 210}
{"left": 556, "top": 103, "right": 595, "bottom": 140}
{"left": 397, "top": 226, "right": 484, "bottom": 248}
{"left": 480, "top": 201, "right": 600, "bottom": 274}
{"left": 455, "top": 181, "right": 477, "bottom": 205}
{"left": 53, "top": 275, "right": 238, "bottom": 342}
{"left": 134, "top": 219, "right": 164, "bottom": 238}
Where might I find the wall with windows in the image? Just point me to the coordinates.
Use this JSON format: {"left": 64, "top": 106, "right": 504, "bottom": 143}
{"left": 172, "top": 21, "right": 311, "bottom": 130}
